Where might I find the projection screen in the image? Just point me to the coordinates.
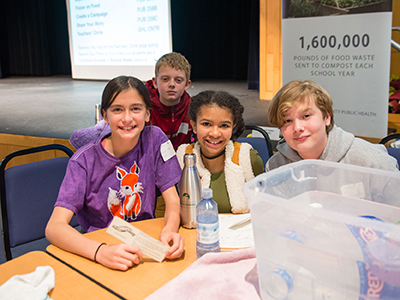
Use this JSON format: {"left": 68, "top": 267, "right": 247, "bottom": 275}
{"left": 65, "top": 0, "right": 172, "bottom": 80}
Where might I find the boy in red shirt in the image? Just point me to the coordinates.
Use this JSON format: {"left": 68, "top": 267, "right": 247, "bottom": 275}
{"left": 70, "top": 52, "right": 193, "bottom": 150}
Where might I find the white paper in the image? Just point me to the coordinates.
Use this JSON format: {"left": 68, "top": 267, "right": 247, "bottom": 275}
{"left": 252, "top": 126, "right": 281, "bottom": 141}
{"left": 219, "top": 214, "right": 254, "bottom": 249}
{"left": 106, "top": 217, "right": 170, "bottom": 262}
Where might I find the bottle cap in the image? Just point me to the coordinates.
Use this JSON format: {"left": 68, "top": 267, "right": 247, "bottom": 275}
{"left": 359, "top": 215, "right": 383, "bottom": 222}
{"left": 184, "top": 153, "right": 197, "bottom": 166}
{"left": 202, "top": 188, "right": 213, "bottom": 199}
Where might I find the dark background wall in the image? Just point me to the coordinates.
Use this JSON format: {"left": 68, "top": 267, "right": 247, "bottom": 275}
{"left": 0, "top": 0, "right": 259, "bottom": 82}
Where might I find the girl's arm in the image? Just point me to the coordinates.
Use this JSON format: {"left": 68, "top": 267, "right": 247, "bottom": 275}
{"left": 45, "top": 206, "right": 143, "bottom": 270}
{"left": 159, "top": 186, "right": 185, "bottom": 259}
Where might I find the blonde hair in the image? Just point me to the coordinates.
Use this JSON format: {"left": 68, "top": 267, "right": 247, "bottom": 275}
{"left": 268, "top": 80, "right": 334, "bottom": 132}
{"left": 155, "top": 52, "right": 191, "bottom": 82}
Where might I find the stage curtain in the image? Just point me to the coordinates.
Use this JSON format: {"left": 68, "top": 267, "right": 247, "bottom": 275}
{"left": 0, "top": 0, "right": 70, "bottom": 77}
{"left": 247, "top": 0, "right": 260, "bottom": 89}
{"left": 171, "top": 1, "right": 253, "bottom": 80}
{"left": 0, "top": 0, "right": 255, "bottom": 81}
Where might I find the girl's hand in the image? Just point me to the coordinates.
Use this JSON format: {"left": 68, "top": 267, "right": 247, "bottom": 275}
{"left": 160, "top": 230, "right": 185, "bottom": 259}
{"left": 95, "top": 243, "right": 143, "bottom": 270}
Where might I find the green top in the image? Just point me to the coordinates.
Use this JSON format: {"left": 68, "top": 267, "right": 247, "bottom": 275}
{"left": 209, "top": 149, "right": 264, "bottom": 213}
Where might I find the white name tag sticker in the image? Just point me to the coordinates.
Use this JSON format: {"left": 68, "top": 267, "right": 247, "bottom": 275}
{"left": 160, "top": 140, "right": 175, "bottom": 162}
{"left": 177, "top": 122, "right": 189, "bottom": 135}
{"left": 106, "top": 217, "right": 170, "bottom": 263}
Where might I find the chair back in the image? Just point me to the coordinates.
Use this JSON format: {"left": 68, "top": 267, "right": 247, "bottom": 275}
{"left": 379, "top": 133, "right": 400, "bottom": 147}
{"left": 0, "top": 144, "right": 76, "bottom": 261}
{"left": 387, "top": 147, "right": 400, "bottom": 169}
{"left": 237, "top": 125, "right": 273, "bottom": 166}
{"left": 379, "top": 133, "right": 400, "bottom": 170}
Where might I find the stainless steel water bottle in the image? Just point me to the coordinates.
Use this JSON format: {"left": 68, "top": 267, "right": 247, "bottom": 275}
{"left": 179, "top": 153, "right": 202, "bottom": 229}
{"left": 95, "top": 104, "right": 102, "bottom": 124}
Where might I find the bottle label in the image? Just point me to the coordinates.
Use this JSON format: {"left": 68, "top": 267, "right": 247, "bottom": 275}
{"left": 346, "top": 224, "right": 400, "bottom": 300}
{"left": 181, "top": 192, "right": 197, "bottom": 228}
{"left": 180, "top": 192, "right": 197, "bottom": 206}
{"left": 181, "top": 202, "right": 197, "bottom": 207}
{"left": 197, "top": 223, "right": 219, "bottom": 244}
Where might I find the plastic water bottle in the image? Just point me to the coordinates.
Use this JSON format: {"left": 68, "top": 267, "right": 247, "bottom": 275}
{"left": 196, "top": 188, "right": 220, "bottom": 258}
{"left": 179, "top": 153, "right": 201, "bottom": 229}
{"left": 262, "top": 257, "right": 358, "bottom": 300}
{"left": 260, "top": 215, "right": 400, "bottom": 300}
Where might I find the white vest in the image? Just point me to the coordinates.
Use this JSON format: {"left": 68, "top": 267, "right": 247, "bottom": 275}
{"left": 176, "top": 141, "right": 254, "bottom": 213}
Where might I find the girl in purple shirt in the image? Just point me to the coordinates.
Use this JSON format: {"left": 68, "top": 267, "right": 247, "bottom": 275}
{"left": 46, "top": 76, "right": 184, "bottom": 270}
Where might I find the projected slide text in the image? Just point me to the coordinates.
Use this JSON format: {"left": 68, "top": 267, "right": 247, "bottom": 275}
{"left": 69, "top": 0, "right": 171, "bottom": 66}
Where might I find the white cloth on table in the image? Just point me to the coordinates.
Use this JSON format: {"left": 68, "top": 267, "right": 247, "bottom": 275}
{"left": 0, "top": 266, "right": 55, "bottom": 300}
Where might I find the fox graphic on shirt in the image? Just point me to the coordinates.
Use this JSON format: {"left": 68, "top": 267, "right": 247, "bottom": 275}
{"left": 107, "top": 162, "right": 143, "bottom": 221}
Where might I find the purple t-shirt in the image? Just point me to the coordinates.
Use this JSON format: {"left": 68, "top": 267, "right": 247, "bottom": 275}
{"left": 55, "top": 126, "right": 181, "bottom": 232}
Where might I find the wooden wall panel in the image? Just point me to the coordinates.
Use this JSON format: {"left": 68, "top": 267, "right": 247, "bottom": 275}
{"left": 391, "top": 1, "right": 400, "bottom": 76}
{"left": 259, "top": 0, "right": 282, "bottom": 100}
{"left": 0, "top": 134, "right": 75, "bottom": 169}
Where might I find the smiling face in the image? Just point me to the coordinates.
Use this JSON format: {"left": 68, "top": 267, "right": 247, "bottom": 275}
{"left": 103, "top": 88, "right": 150, "bottom": 150}
{"left": 152, "top": 65, "right": 191, "bottom": 106}
{"left": 281, "top": 97, "right": 331, "bottom": 159}
{"left": 190, "top": 104, "right": 235, "bottom": 158}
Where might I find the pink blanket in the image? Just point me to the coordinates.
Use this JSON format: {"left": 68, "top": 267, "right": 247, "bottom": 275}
{"left": 145, "top": 247, "right": 261, "bottom": 300}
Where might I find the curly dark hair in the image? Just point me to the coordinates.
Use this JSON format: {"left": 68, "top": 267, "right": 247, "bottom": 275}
{"left": 189, "top": 91, "right": 245, "bottom": 140}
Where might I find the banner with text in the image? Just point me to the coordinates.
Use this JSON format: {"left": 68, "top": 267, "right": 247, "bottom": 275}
{"left": 282, "top": 1, "right": 392, "bottom": 138}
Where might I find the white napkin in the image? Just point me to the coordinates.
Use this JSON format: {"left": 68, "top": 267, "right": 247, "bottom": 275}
{"left": 0, "top": 266, "right": 55, "bottom": 300}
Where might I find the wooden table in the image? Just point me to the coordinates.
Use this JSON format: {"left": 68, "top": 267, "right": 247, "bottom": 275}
{"left": 47, "top": 218, "right": 198, "bottom": 300}
{"left": 0, "top": 251, "right": 120, "bottom": 299}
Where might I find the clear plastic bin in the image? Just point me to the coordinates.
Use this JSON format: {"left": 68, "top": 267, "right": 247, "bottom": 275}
{"left": 243, "top": 160, "right": 400, "bottom": 300}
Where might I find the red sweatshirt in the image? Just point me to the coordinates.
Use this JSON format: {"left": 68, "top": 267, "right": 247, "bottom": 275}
{"left": 145, "top": 80, "right": 193, "bottom": 150}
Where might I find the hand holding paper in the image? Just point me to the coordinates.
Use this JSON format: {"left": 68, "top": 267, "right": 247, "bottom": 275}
{"left": 160, "top": 230, "right": 185, "bottom": 259}
{"left": 106, "top": 217, "right": 171, "bottom": 263}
